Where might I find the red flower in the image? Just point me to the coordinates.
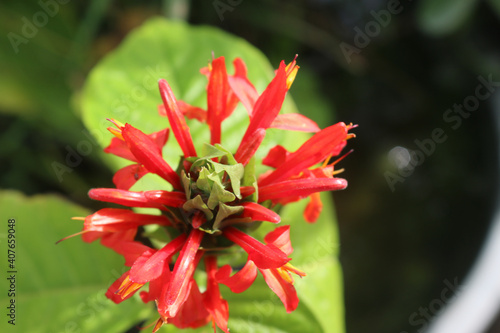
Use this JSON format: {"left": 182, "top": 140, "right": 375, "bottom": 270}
{"left": 217, "top": 226, "right": 305, "bottom": 312}
{"left": 61, "top": 55, "right": 354, "bottom": 332}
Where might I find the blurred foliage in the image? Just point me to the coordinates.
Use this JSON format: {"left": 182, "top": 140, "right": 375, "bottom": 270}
{"left": 1, "top": 0, "right": 500, "bottom": 333}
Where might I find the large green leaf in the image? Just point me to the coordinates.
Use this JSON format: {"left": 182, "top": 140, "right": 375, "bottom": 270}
{"left": 81, "top": 18, "right": 344, "bottom": 332}
{"left": 0, "top": 191, "right": 152, "bottom": 333}
{"left": 416, "top": 0, "right": 479, "bottom": 36}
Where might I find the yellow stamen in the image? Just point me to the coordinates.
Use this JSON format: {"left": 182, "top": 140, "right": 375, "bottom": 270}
{"left": 285, "top": 55, "right": 299, "bottom": 89}
{"left": 55, "top": 230, "right": 89, "bottom": 244}
{"left": 107, "top": 126, "right": 124, "bottom": 141}
{"left": 321, "top": 155, "right": 333, "bottom": 168}
{"left": 283, "top": 262, "right": 306, "bottom": 277}
{"left": 116, "top": 275, "right": 143, "bottom": 299}
{"left": 332, "top": 168, "right": 345, "bottom": 176}
{"left": 107, "top": 118, "right": 125, "bottom": 128}
{"left": 276, "top": 267, "right": 294, "bottom": 284}
{"left": 152, "top": 318, "right": 165, "bottom": 333}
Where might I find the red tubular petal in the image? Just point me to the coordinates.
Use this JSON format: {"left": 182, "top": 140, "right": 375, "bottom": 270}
{"left": 207, "top": 57, "right": 229, "bottom": 145}
{"left": 222, "top": 227, "right": 290, "bottom": 269}
{"left": 112, "top": 164, "right": 149, "bottom": 190}
{"left": 258, "top": 177, "right": 348, "bottom": 202}
{"left": 234, "top": 128, "right": 266, "bottom": 166}
{"left": 84, "top": 208, "right": 171, "bottom": 232}
{"left": 130, "top": 234, "right": 186, "bottom": 283}
{"left": 246, "top": 61, "right": 288, "bottom": 133}
{"left": 263, "top": 226, "right": 293, "bottom": 255}
{"left": 270, "top": 113, "right": 321, "bottom": 132}
{"left": 161, "top": 229, "right": 204, "bottom": 318}
{"left": 88, "top": 188, "right": 165, "bottom": 209}
{"left": 304, "top": 192, "right": 322, "bottom": 223}
{"left": 215, "top": 260, "right": 258, "bottom": 293}
{"left": 203, "top": 256, "right": 229, "bottom": 333}
{"left": 259, "top": 122, "right": 348, "bottom": 186}
{"left": 260, "top": 268, "right": 299, "bottom": 313}
{"left": 158, "top": 79, "right": 197, "bottom": 158}
{"left": 240, "top": 202, "right": 281, "bottom": 223}
{"left": 122, "top": 124, "right": 182, "bottom": 190}
{"left": 234, "top": 61, "right": 287, "bottom": 162}
{"left": 144, "top": 190, "right": 187, "bottom": 208}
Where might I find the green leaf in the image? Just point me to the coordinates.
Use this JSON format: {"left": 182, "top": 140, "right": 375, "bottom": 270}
{"left": 212, "top": 162, "right": 244, "bottom": 199}
{"left": 416, "top": 0, "right": 479, "bottom": 36}
{"left": 0, "top": 190, "right": 152, "bottom": 333}
{"left": 183, "top": 195, "right": 214, "bottom": 220}
{"left": 81, "top": 18, "right": 344, "bottom": 333}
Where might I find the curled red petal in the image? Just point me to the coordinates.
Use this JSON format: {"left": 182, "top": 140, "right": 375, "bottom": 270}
{"left": 304, "top": 192, "right": 322, "bottom": 223}
{"left": 215, "top": 260, "right": 258, "bottom": 293}
{"left": 104, "top": 136, "right": 137, "bottom": 161}
{"left": 177, "top": 101, "right": 207, "bottom": 122}
{"left": 116, "top": 241, "right": 153, "bottom": 267}
{"left": 262, "top": 145, "right": 289, "bottom": 168}
{"left": 263, "top": 226, "right": 293, "bottom": 255}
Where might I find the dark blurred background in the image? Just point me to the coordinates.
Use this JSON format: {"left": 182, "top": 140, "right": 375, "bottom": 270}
{"left": 2, "top": 1, "right": 500, "bottom": 332}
